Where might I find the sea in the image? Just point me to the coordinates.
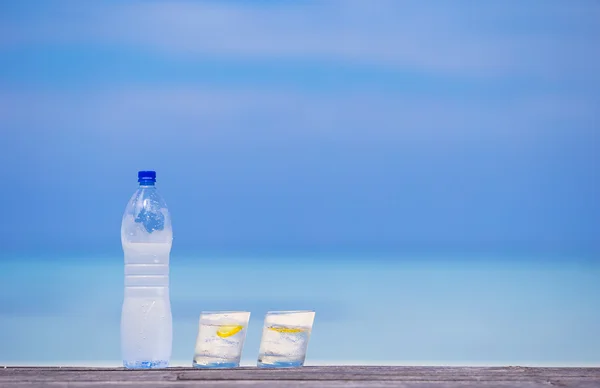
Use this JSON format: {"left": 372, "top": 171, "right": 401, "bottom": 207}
{"left": 0, "top": 252, "right": 598, "bottom": 367}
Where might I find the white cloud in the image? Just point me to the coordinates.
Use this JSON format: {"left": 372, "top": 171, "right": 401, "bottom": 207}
{"left": 0, "top": 87, "right": 594, "bottom": 150}
{"left": 1, "top": 0, "right": 599, "bottom": 79}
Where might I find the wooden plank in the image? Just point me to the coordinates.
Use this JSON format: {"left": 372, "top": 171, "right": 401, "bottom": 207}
{"left": 0, "top": 366, "right": 598, "bottom": 388}
{"left": 0, "top": 381, "right": 582, "bottom": 388}
{"left": 2, "top": 366, "right": 600, "bottom": 381}
{"left": 177, "top": 366, "right": 600, "bottom": 380}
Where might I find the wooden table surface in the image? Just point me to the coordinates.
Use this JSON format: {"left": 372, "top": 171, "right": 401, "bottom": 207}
{"left": 1, "top": 366, "right": 599, "bottom": 387}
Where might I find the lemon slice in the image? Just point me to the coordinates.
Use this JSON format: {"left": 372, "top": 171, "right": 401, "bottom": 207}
{"left": 216, "top": 325, "right": 243, "bottom": 338}
{"left": 268, "top": 325, "right": 305, "bottom": 334}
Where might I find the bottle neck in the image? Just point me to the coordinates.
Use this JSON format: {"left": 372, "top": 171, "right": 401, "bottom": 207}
{"left": 138, "top": 180, "right": 156, "bottom": 187}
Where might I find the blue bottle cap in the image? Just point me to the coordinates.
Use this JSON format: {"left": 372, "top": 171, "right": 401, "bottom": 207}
{"left": 138, "top": 170, "right": 156, "bottom": 183}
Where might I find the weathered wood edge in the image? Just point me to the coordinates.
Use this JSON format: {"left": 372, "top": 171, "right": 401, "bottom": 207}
{"left": 0, "top": 366, "right": 598, "bottom": 382}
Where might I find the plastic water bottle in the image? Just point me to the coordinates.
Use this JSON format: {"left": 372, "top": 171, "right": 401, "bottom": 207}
{"left": 121, "top": 171, "right": 173, "bottom": 368}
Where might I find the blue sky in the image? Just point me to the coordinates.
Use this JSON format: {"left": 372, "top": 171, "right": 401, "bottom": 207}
{"left": 0, "top": 0, "right": 598, "bottom": 256}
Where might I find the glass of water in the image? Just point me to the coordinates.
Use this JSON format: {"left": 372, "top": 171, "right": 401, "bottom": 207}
{"left": 257, "top": 310, "right": 315, "bottom": 368}
{"left": 193, "top": 311, "right": 250, "bottom": 368}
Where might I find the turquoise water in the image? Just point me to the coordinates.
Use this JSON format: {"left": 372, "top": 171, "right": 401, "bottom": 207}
{"left": 0, "top": 254, "right": 598, "bottom": 366}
